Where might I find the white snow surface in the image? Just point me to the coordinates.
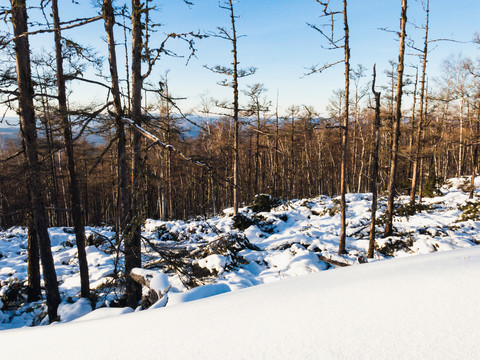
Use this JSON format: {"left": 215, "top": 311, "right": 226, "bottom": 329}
{"left": 1, "top": 246, "right": 480, "bottom": 359}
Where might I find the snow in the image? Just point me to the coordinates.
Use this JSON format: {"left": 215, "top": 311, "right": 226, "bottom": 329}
{"left": 167, "top": 283, "right": 231, "bottom": 306}
{"left": 149, "top": 272, "right": 170, "bottom": 293}
{"left": 73, "top": 306, "right": 134, "bottom": 322}
{"left": 1, "top": 176, "right": 480, "bottom": 357}
{"left": 57, "top": 298, "right": 92, "bottom": 323}
{"left": 195, "top": 254, "right": 228, "bottom": 274}
{"left": 130, "top": 268, "right": 170, "bottom": 293}
{"left": 1, "top": 247, "right": 479, "bottom": 359}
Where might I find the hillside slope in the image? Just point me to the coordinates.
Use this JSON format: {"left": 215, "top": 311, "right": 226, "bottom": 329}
{"left": 2, "top": 246, "right": 480, "bottom": 359}
{"left": 1, "top": 177, "right": 479, "bottom": 332}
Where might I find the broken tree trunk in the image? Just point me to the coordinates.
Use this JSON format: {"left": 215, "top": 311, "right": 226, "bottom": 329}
{"left": 130, "top": 271, "right": 170, "bottom": 309}
{"left": 368, "top": 65, "right": 381, "bottom": 259}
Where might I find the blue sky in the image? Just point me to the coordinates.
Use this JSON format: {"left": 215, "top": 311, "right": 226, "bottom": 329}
{"left": 1, "top": 0, "right": 479, "bottom": 122}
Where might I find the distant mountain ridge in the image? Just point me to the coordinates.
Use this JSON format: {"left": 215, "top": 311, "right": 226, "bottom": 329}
{"left": 0, "top": 128, "right": 19, "bottom": 150}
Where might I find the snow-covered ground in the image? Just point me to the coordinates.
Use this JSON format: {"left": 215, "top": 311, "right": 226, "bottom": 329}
{"left": 2, "top": 246, "right": 480, "bottom": 359}
{"left": 1, "top": 177, "right": 480, "bottom": 352}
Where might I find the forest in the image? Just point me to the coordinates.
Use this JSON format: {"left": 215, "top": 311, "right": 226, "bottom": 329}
{"left": 0, "top": 0, "right": 479, "bottom": 324}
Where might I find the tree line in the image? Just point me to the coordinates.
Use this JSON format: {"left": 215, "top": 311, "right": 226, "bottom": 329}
{"left": 0, "top": 0, "right": 479, "bottom": 322}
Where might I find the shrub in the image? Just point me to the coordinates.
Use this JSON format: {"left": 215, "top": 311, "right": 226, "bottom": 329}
{"left": 458, "top": 201, "right": 480, "bottom": 222}
{"left": 394, "top": 202, "right": 433, "bottom": 218}
{"left": 232, "top": 213, "right": 276, "bottom": 233}
{"left": 232, "top": 213, "right": 254, "bottom": 231}
{"left": 422, "top": 163, "right": 442, "bottom": 198}
{"left": 0, "top": 279, "right": 27, "bottom": 310}
{"left": 249, "top": 194, "right": 283, "bottom": 213}
{"left": 328, "top": 199, "right": 342, "bottom": 217}
{"left": 378, "top": 238, "right": 413, "bottom": 257}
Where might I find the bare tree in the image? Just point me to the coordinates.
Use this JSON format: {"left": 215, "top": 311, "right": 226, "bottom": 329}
{"left": 273, "top": 91, "right": 280, "bottom": 197}
{"left": 308, "top": 0, "right": 350, "bottom": 254}
{"left": 244, "top": 83, "right": 270, "bottom": 195}
{"left": 351, "top": 64, "right": 368, "bottom": 193}
{"left": 51, "top": 0, "right": 90, "bottom": 299}
{"left": 26, "top": 188, "right": 41, "bottom": 301}
{"left": 368, "top": 65, "right": 381, "bottom": 259}
{"left": 385, "top": 0, "right": 407, "bottom": 236}
{"left": 102, "top": 0, "right": 132, "bottom": 305}
{"left": 9, "top": 0, "right": 60, "bottom": 322}
{"left": 127, "top": 0, "right": 143, "bottom": 309}
{"left": 206, "top": 0, "right": 256, "bottom": 215}
{"left": 410, "top": 0, "right": 429, "bottom": 206}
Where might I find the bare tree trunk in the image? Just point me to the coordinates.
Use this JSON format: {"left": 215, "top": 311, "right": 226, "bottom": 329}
{"left": 122, "top": 7, "right": 132, "bottom": 115}
{"left": 167, "top": 137, "right": 173, "bottom": 218}
{"left": 385, "top": 0, "right": 407, "bottom": 236}
{"left": 290, "top": 112, "right": 295, "bottom": 197}
{"left": 26, "top": 188, "right": 41, "bottom": 301}
{"left": 338, "top": 0, "right": 350, "bottom": 255}
{"left": 57, "top": 151, "right": 69, "bottom": 225}
{"left": 410, "top": 0, "right": 429, "bottom": 206}
{"left": 36, "top": 82, "right": 60, "bottom": 226}
{"left": 368, "top": 65, "right": 381, "bottom": 259}
{"left": 230, "top": 0, "right": 240, "bottom": 215}
{"left": 40, "top": 110, "right": 61, "bottom": 227}
{"left": 418, "top": 157, "right": 425, "bottom": 203}
{"left": 304, "top": 124, "right": 312, "bottom": 196}
{"left": 128, "top": 0, "right": 144, "bottom": 308}
{"left": 357, "top": 134, "right": 366, "bottom": 193}
{"left": 408, "top": 68, "right": 418, "bottom": 179}
{"left": 254, "top": 110, "right": 260, "bottom": 195}
{"left": 459, "top": 100, "right": 464, "bottom": 176}
{"left": 470, "top": 144, "right": 478, "bottom": 198}
{"left": 103, "top": 0, "right": 133, "bottom": 305}
{"left": 10, "top": 0, "right": 60, "bottom": 322}
{"left": 51, "top": 0, "right": 90, "bottom": 299}
{"left": 273, "top": 95, "right": 279, "bottom": 197}
{"left": 162, "top": 82, "right": 174, "bottom": 218}
{"left": 469, "top": 113, "right": 479, "bottom": 198}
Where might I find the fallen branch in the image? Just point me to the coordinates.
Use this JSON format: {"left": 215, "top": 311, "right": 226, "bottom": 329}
{"left": 317, "top": 254, "right": 351, "bottom": 267}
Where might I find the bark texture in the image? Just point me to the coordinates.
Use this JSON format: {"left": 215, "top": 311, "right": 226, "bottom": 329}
{"left": 127, "top": 0, "right": 144, "bottom": 308}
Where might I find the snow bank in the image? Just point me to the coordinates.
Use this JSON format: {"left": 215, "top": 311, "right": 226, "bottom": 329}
{"left": 74, "top": 307, "right": 134, "bottom": 322}
{"left": 58, "top": 298, "right": 92, "bottom": 323}
{"left": 167, "top": 283, "right": 231, "bottom": 306}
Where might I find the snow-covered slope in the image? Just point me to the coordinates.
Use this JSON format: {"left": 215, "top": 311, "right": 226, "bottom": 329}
{"left": 1, "top": 177, "right": 479, "bottom": 334}
{"left": 2, "top": 246, "right": 480, "bottom": 359}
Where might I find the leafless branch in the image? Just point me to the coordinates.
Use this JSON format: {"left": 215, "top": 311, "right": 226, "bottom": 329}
{"left": 303, "top": 59, "right": 344, "bottom": 77}
{"left": 4, "top": 15, "right": 103, "bottom": 44}
{"left": 0, "top": 149, "right": 24, "bottom": 163}
{"left": 89, "top": 135, "right": 118, "bottom": 174}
